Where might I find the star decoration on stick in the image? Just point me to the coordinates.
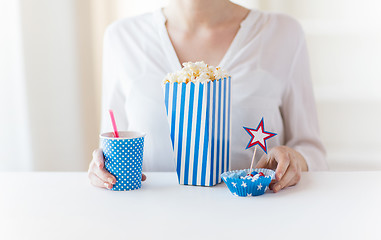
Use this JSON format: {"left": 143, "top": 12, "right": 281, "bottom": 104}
{"left": 243, "top": 118, "right": 277, "bottom": 154}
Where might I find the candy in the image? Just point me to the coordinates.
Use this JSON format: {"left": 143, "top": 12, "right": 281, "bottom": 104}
{"left": 232, "top": 171, "right": 266, "bottom": 180}
{"left": 245, "top": 170, "right": 258, "bottom": 177}
{"left": 240, "top": 175, "right": 251, "bottom": 180}
{"left": 221, "top": 169, "right": 276, "bottom": 197}
{"left": 252, "top": 174, "right": 260, "bottom": 181}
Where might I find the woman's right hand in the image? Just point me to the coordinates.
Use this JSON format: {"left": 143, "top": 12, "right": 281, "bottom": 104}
{"left": 88, "top": 148, "right": 147, "bottom": 189}
{"left": 88, "top": 149, "right": 116, "bottom": 189}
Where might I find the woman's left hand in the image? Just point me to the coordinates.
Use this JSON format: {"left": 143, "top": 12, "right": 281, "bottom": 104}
{"left": 255, "top": 146, "right": 308, "bottom": 193}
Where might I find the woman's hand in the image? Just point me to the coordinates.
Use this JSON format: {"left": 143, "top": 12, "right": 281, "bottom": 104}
{"left": 88, "top": 148, "right": 146, "bottom": 189}
{"left": 255, "top": 146, "right": 308, "bottom": 193}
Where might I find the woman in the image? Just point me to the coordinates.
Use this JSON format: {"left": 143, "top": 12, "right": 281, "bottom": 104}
{"left": 88, "top": 0, "right": 328, "bottom": 192}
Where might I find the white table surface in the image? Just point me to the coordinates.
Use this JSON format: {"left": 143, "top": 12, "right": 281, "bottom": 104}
{"left": 0, "top": 171, "right": 380, "bottom": 240}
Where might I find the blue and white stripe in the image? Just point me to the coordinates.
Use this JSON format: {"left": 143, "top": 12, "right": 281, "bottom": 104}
{"left": 164, "top": 77, "right": 231, "bottom": 186}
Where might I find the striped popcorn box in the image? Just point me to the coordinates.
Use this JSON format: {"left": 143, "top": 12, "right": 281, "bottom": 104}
{"left": 164, "top": 77, "right": 231, "bottom": 186}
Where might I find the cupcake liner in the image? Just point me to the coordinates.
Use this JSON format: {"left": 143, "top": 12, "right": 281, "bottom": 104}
{"left": 221, "top": 168, "right": 275, "bottom": 197}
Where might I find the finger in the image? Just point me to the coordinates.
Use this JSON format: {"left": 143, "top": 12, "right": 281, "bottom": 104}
{"left": 272, "top": 148, "right": 291, "bottom": 181}
{"left": 91, "top": 149, "right": 116, "bottom": 184}
{"left": 88, "top": 172, "right": 112, "bottom": 189}
{"left": 272, "top": 163, "right": 300, "bottom": 193}
{"left": 92, "top": 149, "right": 105, "bottom": 169}
{"left": 93, "top": 164, "right": 116, "bottom": 184}
{"left": 255, "top": 153, "right": 278, "bottom": 170}
{"left": 269, "top": 181, "right": 276, "bottom": 190}
{"left": 142, "top": 173, "right": 146, "bottom": 181}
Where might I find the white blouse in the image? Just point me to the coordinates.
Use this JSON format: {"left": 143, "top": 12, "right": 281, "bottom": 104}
{"left": 100, "top": 9, "right": 328, "bottom": 172}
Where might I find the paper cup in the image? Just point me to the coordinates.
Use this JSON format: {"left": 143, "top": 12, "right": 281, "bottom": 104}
{"left": 100, "top": 131, "right": 145, "bottom": 191}
{"left": 221, "top": 168, "right": 275, "bottom": 197}
{"left": 163, "top": 77, "right": 231, "bottom": 186}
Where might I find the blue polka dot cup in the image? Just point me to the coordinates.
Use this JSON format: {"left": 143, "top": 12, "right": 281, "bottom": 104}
{"left": 100, "top": 131, "right": 145, "bottom": 191}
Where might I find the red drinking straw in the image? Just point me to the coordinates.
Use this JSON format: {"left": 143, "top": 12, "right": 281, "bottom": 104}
{"left": 108, "top": 110, "right": 119, "bottom": 138}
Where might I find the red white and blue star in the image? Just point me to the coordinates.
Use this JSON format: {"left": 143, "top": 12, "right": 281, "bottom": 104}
{"left": 243, "top": 118, "right": 277, "bottom": 154}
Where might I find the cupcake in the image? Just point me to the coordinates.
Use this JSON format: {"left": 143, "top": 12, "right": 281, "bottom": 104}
{"left": 221, "top": 168, "right": 275, "bottom": 197}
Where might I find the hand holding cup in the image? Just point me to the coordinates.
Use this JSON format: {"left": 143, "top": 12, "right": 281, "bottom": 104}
{"left": 88, "top": 147, "right": 146, "bottom": 190}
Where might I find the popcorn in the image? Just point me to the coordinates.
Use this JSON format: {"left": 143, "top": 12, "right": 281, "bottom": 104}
{"left": 163, "top": 61, "right": 230, "bottom": 84}
{"left": 163, "top": 61, "right": 231, "bottom": 186}
{"left": 214, "top": 67, "right": 229, "bottom": 81}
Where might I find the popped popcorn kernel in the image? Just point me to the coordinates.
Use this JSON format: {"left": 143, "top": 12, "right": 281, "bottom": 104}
{"left": 163, "top": 61, "right": 230, "bottom": 84}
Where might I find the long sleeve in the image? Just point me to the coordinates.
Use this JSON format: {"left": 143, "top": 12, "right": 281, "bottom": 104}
{"left": 280, "top": 34, "right": 328, "bottom": 171}
{"left": 100, "top": 26, "right": 129, "bottom": 136}
{"left": 96, "top": 10, "right": 328, "bottom": 171}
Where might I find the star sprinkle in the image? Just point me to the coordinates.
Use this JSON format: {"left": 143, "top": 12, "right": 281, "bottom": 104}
{"left": 241, "top": 182, "right": 247, "bottom": 188}
{"left": 247, "top": 193, "right": 252, "bottom": 197}
{"left": 257, "top": 183, "right": 263, "bottom": 190}
{"left": 243, "top": 118, "right": 277, "bottom": 153}
{"left": 232, "top": 182, "right": 237, "bottom": 188}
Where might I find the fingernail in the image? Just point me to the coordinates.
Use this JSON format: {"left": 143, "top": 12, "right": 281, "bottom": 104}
{"left": 104, "top": 182, "right": 111, "bottom": 189}
{"left": 275, "top": 184, "right": 281, "bottom": 192}
{"left": 108, "top": 177, "right": 114, "bottom": 184}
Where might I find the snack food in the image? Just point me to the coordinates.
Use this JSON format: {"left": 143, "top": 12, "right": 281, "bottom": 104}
{"left": 221, "top": 168, "right": 275, "bottom": 197}
{"left": 163, "top": 61, "right": 231, "bottom": 186}
{"left": 163, "top": 61, "right": 230, "bottom": 84}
